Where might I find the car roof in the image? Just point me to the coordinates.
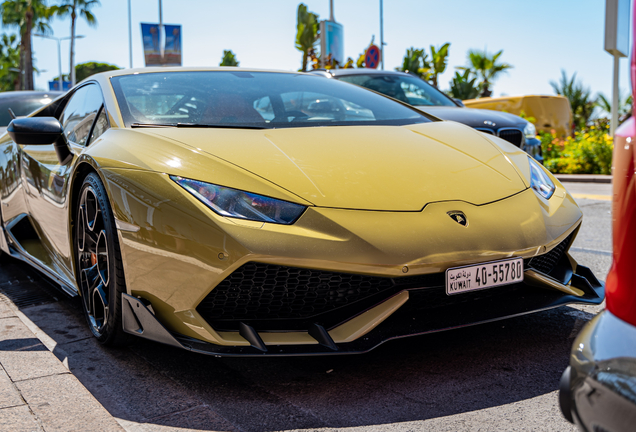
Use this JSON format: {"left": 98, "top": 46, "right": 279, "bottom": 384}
{"left": 0, "top": 90, "right": 63, "bottom": 99}
{"left": 93, "top": 67, "right": 309, "bottom": 79}
{"left": 314, "top": 69, "right": 412, "bottom": 78}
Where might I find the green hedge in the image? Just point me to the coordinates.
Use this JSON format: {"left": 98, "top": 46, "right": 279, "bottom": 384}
{"left": 541, "top": 119, "right": 613, "bottom": 175}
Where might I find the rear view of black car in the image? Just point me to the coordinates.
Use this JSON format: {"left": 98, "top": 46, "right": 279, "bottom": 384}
{"left": 311, "top": 69, "right": 542, "bottom": 163}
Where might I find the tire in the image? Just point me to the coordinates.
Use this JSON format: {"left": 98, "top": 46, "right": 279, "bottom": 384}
{"left": 74, "top": 172, "right": 129, "bottom": 346}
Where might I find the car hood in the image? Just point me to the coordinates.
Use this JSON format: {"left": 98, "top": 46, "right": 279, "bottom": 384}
{"left": 130, "top": 121, "right": 527, "bottom": 211}
{"left": 416, "top": 106, "right": 527, "bottom": 130}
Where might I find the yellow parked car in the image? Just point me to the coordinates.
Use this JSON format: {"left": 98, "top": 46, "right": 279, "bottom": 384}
{"left": 0, "top": 68, "right": 603, "bottom": 356}
{"left": 464, "top": 95, "right": 573, "bottom": 137}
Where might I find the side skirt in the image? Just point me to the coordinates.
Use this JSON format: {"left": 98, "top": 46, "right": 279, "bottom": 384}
{"left": 2, "top": 215, "right": 77, "bottom": 298}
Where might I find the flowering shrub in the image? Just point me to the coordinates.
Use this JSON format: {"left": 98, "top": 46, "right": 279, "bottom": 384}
{"left": 541, "top": 119, "right": 613, "bottom": 175}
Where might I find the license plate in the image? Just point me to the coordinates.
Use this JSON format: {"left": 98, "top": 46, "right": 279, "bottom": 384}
{"left": 446, "top": 257, "right": 524, "bottom": 295}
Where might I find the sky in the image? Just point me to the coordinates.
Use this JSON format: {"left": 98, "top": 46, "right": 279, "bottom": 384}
{"left": 22, "top": 0, "right": 632, "bottom": 102}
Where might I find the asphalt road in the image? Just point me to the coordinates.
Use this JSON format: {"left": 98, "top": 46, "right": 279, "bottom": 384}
{"left": 0, "top": 184, "right": 612, "bottom": 432}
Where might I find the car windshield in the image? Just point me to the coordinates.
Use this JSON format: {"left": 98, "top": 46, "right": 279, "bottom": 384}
{"left": 336, "top": 74, "right": 457, "bottom": 107}
{"left": 110, "top": 71, "right": 433, "bottom": 129}
{"left": 0, "top": 94, "right": 57, "bottom": 126}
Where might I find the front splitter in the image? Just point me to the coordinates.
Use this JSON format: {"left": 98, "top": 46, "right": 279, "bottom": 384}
{"left": 123, "top": 266, "right": 604, "bottom": 357}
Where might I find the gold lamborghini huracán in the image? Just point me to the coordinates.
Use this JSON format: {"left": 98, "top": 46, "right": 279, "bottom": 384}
{"left": 0, "top": 68, "right": 604, "bottom": 355}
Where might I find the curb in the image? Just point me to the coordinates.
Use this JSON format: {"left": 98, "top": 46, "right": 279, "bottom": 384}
{"left": 555, "top": 174, "right": 612, "bottom": 184}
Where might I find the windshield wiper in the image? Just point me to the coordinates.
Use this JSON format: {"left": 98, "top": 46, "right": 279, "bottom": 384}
{"left": 131, "top": 122, "right": 268, "bottom": 130}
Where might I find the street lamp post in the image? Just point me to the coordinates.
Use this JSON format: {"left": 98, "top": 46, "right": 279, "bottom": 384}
{"left": 34, "top": 34, "right": 84, "bottom": 91}
{"left": 128, "top": 0, "right": 133, "bottom": 68}
{"left": 380, "top": 0, "right": 384, "bottom": 70}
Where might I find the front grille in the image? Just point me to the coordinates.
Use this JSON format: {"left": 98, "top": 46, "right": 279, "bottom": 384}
{"left": 198, "top": 232, "right": 575, "bottom": 331}
{"left": 197, "top": 263, "right": 444, "bottom": 329}
{"left": 497, "top": 129, "right": 523, "bottom": 147}
{"left": 527, "top": 232, "right": 574, "bottom": 275}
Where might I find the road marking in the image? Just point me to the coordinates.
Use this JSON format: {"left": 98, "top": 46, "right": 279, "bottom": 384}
{"left": 572, "top": 193, "right": 611, "bottom": 201}
{"left": 570, "top": 247, "right": 613, "bottom": 256}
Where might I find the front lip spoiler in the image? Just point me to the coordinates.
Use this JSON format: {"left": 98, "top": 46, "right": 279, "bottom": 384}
{"left": 121, "top": 265, "right": 604, "bottom": 357}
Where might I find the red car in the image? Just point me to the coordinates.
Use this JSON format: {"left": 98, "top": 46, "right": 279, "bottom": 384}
{"left": 558, "top": 9, "right": 636, "bottom": 430}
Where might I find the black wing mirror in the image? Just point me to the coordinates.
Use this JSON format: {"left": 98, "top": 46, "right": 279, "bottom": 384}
{"left": 7, "top": 117, "right": 72, "bottom": 165}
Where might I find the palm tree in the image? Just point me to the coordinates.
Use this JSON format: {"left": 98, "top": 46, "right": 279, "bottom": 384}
{"left": 448, "top": 70, "right": 480, "bottom": 101}
{"left": 458, "top": 49, "right": 512, "bottom": 97}
{"left": 550, "top": 70, "right": 597, "bottom": 131}
{"left": 0, "top": 0, "right": 52, "bottom": 90}
{"left": 52, "top": 0, "right": 99, "bottom": 87}
{"left": 0, "top": 33, "right": 21, "bottom": 90}
{"left": 429, "top": 43, "right": 450, "bottom": 88}
{"left": 295, "top": 3, "right": 319, "bottom": 72}
{"left": 396, "top": 47, "right": 431, "bottom": 81}
{"left": 597, "top": 91, "right": 632, "bottom": 124}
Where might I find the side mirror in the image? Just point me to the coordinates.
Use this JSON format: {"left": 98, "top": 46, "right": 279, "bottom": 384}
{"left": 7, "top": 117, "right": 72, "bottom": 165}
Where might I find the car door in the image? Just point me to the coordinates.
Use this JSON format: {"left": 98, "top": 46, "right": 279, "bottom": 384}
{"left": 21, "top": 83, "right": 108, "bottom": 280}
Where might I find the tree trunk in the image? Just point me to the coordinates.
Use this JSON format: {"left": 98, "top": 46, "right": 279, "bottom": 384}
{"left": 18, "top": 33, "right": 26, "bottom": 90}
{"left": 24, "top": 7, "right": 34, "bottom": 90}
{"left": 70, "top": 9, "right": 76, "bottom": 87}
{"left": 301, "top": 49, "right": 307, "bottom": 72}
{"left": 480, "top": 80, "right": 491, "bottom": 98}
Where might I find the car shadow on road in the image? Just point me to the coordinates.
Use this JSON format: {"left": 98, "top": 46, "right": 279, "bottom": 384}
{"left": 18, "top": 281, "right": 592, "bottom": 432}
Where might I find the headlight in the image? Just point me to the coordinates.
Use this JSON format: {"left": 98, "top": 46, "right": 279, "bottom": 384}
{"left": 171, "top": 176, "right": 306, "bottom": 224}
{"left": 523, "top": 122, "right": 537, "bottom": 139}
{"left": 528, "top": 157, "right": 555, "bottom": 199}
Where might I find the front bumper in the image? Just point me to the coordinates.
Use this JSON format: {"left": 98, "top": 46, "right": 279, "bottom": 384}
{"left": 107, "top": 168, "right": 599, "bottom": 355}
{"left": 559, "top": 311, "right": 636, "bottom": 431}
{"left": 123, "top": 261, "right": 604, "bottom": 357}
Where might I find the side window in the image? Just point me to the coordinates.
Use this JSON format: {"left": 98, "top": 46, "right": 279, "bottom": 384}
{"left": 89, "top": 107, "right": 109, "bottom": 143}
{"left": 60, "top": 84, "right": 104, "bottom": 146}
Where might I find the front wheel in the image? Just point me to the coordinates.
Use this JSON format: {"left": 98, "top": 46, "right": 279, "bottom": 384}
{"left": 75, "top": 173, "right": 128, "bottom": 345}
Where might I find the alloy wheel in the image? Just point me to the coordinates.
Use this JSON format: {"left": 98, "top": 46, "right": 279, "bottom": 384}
{"left": 77, "top": 186, "right": 111, "bottom": 336}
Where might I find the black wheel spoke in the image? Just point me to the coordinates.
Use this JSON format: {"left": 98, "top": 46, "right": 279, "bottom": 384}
{"left": 85, "top": 229, "right": 99, "bottom": 249}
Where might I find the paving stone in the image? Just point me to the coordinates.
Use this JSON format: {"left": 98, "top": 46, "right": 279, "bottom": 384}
{"left": 0, "top": 317, "right": 41, "bottom": 351}
{"left": 0, "top": 366, "right": 23, "bottom": 409}
{"left": 0, "top": 348, "right": 69, "bottom": 382}
{"left": 16, "top": 373, "right": 124, "bottom": 432}
{"left": 0, "top": 296, "right": 16, "bottom": 319}
{"left": 0, "top": 316, "right": 69, "bottom": 381}
{"left": 0, "top": 404, "right": 42, "bottom": 432}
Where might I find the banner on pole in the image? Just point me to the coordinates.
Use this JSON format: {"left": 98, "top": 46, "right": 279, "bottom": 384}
{"left": 163, "top": 24, "right": 182, "bottom": 66}
{"left": 320, "top": 20, "right": 344, "bottom": 66}
{"left": 141, "top": 23, "right": 182, "bottom": 66}
{"left": 141, "top": 23, "right": 161, "bottom": 66}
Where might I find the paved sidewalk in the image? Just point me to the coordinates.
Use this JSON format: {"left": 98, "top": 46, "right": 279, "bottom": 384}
{"left": 0, "top": 293, "right": 124, "bottom": 432}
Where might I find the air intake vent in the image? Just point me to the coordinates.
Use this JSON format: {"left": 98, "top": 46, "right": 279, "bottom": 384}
{"left": 196, "top": 263, "right": 444, "bottom": 329}
{"left": 527, "top": 232, "right": 575, "bottom": 275}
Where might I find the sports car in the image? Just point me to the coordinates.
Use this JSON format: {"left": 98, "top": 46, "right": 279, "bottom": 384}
{"left": 0, "top": 67, "right": 603, "bottom": 356}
